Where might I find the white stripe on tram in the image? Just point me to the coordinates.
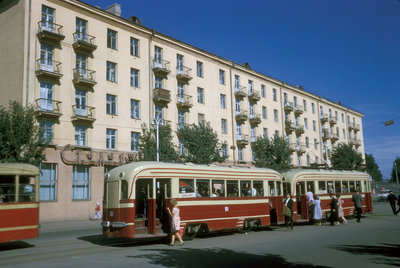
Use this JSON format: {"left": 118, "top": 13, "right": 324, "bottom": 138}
{"left": 181, "top": 214, "right": 269, "bottom": 224}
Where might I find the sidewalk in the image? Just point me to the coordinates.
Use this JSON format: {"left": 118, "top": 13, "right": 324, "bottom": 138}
{"left": 39, "top": 219, "right": 102, "bottom": 234}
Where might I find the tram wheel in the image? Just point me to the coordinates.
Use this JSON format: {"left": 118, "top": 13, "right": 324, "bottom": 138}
{"left": 182, "top": 224, "right": 201, "bottom": 240}
{"left": 239, "top": 220, "right": 253, "bottom": 233}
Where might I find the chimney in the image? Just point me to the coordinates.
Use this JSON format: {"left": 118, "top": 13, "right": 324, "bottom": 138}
{"left": 105, "top": 3, "right": 121, "bottom": 17}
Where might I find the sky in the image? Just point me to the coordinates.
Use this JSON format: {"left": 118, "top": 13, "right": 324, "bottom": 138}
{"left": 83, "top": 0, "right": 400, "bottom": 180}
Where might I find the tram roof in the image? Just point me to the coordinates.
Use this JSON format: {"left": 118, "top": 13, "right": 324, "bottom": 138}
{"left": 0, "top": 163, "right": 40, "bottom": 176}
{"left": 106, "top": 161, "right": 282, "bottom": 180}
{"left": 281, "top": 168, "right": 370, "bottom": 182}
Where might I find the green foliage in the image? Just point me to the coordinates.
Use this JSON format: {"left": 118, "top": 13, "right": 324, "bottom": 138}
{"left": 330, "top": 142, "right": 364, "bottom": 171}
{"left": 177, "top": 122, "right": 227, "bottom": 164}
{"left": 0, "top": 101, "right": 47, "bottom": 166}
{"left": 252, "top": 134, "right": 292, "bottom": 171}
{"left": 138, "top": 123, "right": 180, "bottom": 162}
{"left": 364, "top": 153, "right": 382, "bottom": 182}
{"left": 390, "top": 157, "right": 400, "bottom": 183}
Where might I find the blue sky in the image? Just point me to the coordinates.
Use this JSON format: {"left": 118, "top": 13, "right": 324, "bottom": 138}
{"left": 83, "top": 0, "right": 400, "bottom": 180}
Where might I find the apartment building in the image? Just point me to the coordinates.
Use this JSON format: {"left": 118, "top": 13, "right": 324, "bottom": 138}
{"left": 0, "top": 0, "right": 364, "bottom": 221}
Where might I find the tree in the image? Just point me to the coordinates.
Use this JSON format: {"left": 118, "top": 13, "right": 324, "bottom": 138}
{"left": 364, "top": 153, "right": 382, "bottom": 182}
{"left": 0, "top": 101, "right": 48, "bottom": 166}
{"left": 330, "top": 143, "right": 364, "bottom": 171}
{"left": 138, "top": 123, "right": 180, "bottom": 162}
{"left": 252, "top": 134, "right": 292, "bottom": 171}
{"left": 177, "top": 122, "right": 227, "bottom": 164}
{"left": 390, "top": 157, "right": 400, "bottom": 183}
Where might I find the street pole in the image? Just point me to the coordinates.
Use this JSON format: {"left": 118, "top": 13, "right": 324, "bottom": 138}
{"left": 153, "top": 118, "right": 163, "bottom": 162}
{"left": 395, "top": 162, "right": 399, "bottom": 185}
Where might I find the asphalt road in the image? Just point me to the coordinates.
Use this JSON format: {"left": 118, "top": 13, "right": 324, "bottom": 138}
{"left": 0, "top": 201, "right": 399, "bottom": 268}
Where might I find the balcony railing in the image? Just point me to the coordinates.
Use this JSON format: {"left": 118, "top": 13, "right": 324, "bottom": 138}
{"left": 349, "top": 122, "right": 360, "bottom": 132}
{"left": 176, "top": 94, "right": 193, "bottom": 109}
{"left": 329, "top": 117, "right": 337, "bottom": 125}
{"left": 153, "top": 88, "right": 171, "bottom": 103}
{"left": 73, "top": 68, "right": 97, "bottom": 87}
{"left": 349, "top": 138, "right": 361, "bottom": 147}
{"left": 295, "top": 124, "right": 305, "bottom": 135}
{"left": 294, "top": 105, "right": 303, "bottom": 115}
{"left": 248, "top": 90, "right": 261, "bottom": 102}
{"left": 176, "top": 66, "right": 192, "bottom": 82}
{"left": 249, "top": 113, "right": 261, "bottom": 125}
{"left": 72, "top": 32, "right": 97, "bottom": 53}
{"left": 285, "top": 120, "right": 296, "bottom": 133}
{"left": 152, "top": 59, "right": 171, "bottom": 75}
{"left": 37, "top": 20, "right": 65, "bottom": 43}
{"left": 284, "top": 102, "right": 294, "bottom": 112}
{"left": 71, "top": 105, "right": 96, "bottom": 123}
{"left": 290, "top": 143, "right": 306, "bottom": 155}
{"left": 320, "top": 113, "right": 329, "bottom": 123}
{"left": 234, "top": 85, "right": 247, "bottom": 98}
{"left": 177, "top": 122, "right": 190, "bottom": 131}
{"left": 35, "top": 59, "right": 63, "bottom": 80}
{"left": 34, "top": 98, "right": 62, "bottom": 118}
{"left": 322, "top": 128, "right": 330, "bottom": 140}
{"left": 236, "top": 134, "right": 249, "bottom": 146}
{"left": 235, "top": 110, "right": 248, "bottom": 121}
{"left": 330, "top": 132, "right": 339, "bottom": 142}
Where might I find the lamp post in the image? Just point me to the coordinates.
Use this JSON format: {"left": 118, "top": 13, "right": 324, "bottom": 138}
{"left": 153, "top": 117, "right": 163, "bottom": 162}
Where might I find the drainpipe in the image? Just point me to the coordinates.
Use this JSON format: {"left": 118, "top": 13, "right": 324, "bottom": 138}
{"left": 229, "top": 66, "right": 236, "bottom": 165}
{"left": 25, "top": 0, "right": 32, "bottom": 108}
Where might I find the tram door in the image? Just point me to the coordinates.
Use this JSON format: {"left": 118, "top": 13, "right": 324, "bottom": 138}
{"left": 155, "top": 179, "right": 171, "bottom": 234}
{"left": 296, "top": 181, "right": 307, "bottom": 219}
{"left": 135, "top": 179, "right": 153, "bottom": 230}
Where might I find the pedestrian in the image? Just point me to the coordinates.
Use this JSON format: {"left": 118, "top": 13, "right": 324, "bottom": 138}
{"left": 166, "top": 199, "right": 184, "bottom": 246}
{"left": 313, "top": 195, "right": 322, "bottom": 226}
{"left": 336, "top": 193, "right": 348, "bottom": 224}
{"left": 91, "top": 202, "right": 102, "bottom": 220}
{"left": 387, "top": 191, "right": 398, "bottom": 215}
{"left": 329, "top": 194, "right": 339, "bottom": 226}
{"left": 306, "top": 186, "right": 314, "bottom": 223}
{"left": 352, "top": 190, "right": 363, "bottom": 223}
{"left": 396, "top": 194, "right": 400, "bottom": 215}
{"left": 283, "top": 193, "right": 294, "bottom": 231}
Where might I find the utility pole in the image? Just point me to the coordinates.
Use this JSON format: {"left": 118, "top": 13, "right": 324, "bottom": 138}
{"left": 153, "top": 118, "right": 163, "bottom": 162}
{"left": 395, "top": 162, "right": 399, "bottom": 185}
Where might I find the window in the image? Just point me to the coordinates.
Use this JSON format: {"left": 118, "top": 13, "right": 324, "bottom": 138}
{"left": 342, "top": 129, "right": 346, "bottom": 139}
{"left": 154, "top": 46, "right": 163, "bottom": 66}
{"left": 178, "top": 109, "right": 185, "bottom": 129}
{"left": 39, "top": 81, "right": 54, "bottom": 111}
{"left": 40, "top": 163, "right": 57, "bottom": 201}
{"left": 198, "top": 113, "right": 205, "bottom": 125}
{"left": 107, "top": 29, "right": 117, "bottom": 49}
{"left": 75, "top": 18, "right": 87, "bottom": 41}
{"left": 274, "top": 109, "right": 279, "bottom": 122}
{"left": 197, "top": 87, "right": 204, "bottom": 103}
{"left": 261, "top": 84, "right": 266, "bottom": 98}
{"left": 72, "top": 165, "right": 90, "bottom": 200}
{"left": 130, "top": 68, "right": 139, "bottom": 87}
{"left": 131, "top": 132, "right": 140, "bottom": 151}
{"left": 305, "top": 137, "right": 309, "bottom": 148}
{"left": 40, "top": 43, "right": 54, "bottom": 72}
{"left": 250, "top": 125, "right": 256, "bottom": 142}
{"left": 263, "top": 128, "right": 268, "bottom": 139}
{"left": 269, "top": 181, "right": 276, "bottom": 196}
{"left": 297, "top": 155, "right": 301, "bottom": 166}
{"left": 106, "top": 61, "right": 117, "bottom": 82}
{"left": 335, "top": 111, "right": 338, "bottom": 120}
{"left": 106, "top": 128, "right": 117, "bottom": 149}
{"left": 293, "top": 96, "right": 298, "bottom": 109}
{"left": 238, "top": 146, "right": 243, "bottom": 161}
{"left": 235, "top": 99, "right": 240, "bottom": 113}
{"left": 221, "top": 144, "right": 227, "bottom": 157}
{"left": 155, "top": 76, "right": 162, "bottom": 89}
{"left": 76, "top": 53, "right": 88, "bottom": 79}
{"left": 221, "top": 119, "right": 227, "bottom": 134}
{"left": 341, "top": 113, "right": 344, "bottom": 123}
{"left": 262, "top": 106, "right": 267, "bottom": 119}
{"left": 177, "top": 54, "right": 184, "bottom": 73}
{"left": 220, "top": 94, "right": 226, "bottom": 109}
{"left": 234, "top": 75, "right": 240, "bottom": 90}
{"left": 212, "top": 180, "right": 225, "bottom": 197}
{"left": 306, "top": 155, "right": 310, "bottom": 167}
{"left": 75, "top": 89, "right": 87, "bottom": 116}
{"left": 304, "top": 118, "right": 308, "bottom": 130}
{"left": 313, "top": 120, "right": 316, "bottom": 131}
{"left": 177, "top": 82, "right": 185, "bottom": 102}
{"left": 40, "top": 120, "right": 53, "bottom": 143}
{"left": 248, "top": 80, "right": 253, "bottom": 94}
{"left": 130, "top": 37, "right": 139, "bottom": 56}
{"left": 155, "top": 105, "right": 163, "bottom": 121}
{"left": 311, "top": 103, "right": 315, "bottom": 114}
{"left": 303, "top": 99, "right": 307, "bottom": 111}
{"left": 106, "top": 94, "right": 117, "bottom": 115}
{"left": 197, "top": 61, "right": 203, "bottom": 77}
{"left": 130, "top": 99, "right": 140, "bottom": 119}
{"left": 275, "top": 130, "right": 279, "bottom": 136}
{"left": 219, "top": 70, "right": 225, "bottom": 85}
{"left": 249, "top": 103, "right": 254, "bottom": 117}
{"left": 273, "top": 88, "right": 277, "bottom": 101}
{"left": 75, "top": 125, "right": 87, "bottom": 146}
{"left": 227, "top": 180, "right": 239, "bottom": 197}
{"left": 314, "top": 138, "right": 318, "bottom": 149}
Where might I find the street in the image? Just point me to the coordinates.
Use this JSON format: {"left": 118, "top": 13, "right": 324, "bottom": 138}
{"left": 0, "top": 201, "right": 399, "bottom": 268}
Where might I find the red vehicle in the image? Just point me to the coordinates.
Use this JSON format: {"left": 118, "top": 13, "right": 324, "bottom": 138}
{"left": 0, "top": 163, "right": 40, "bottom": 243}
{"left": 281, "top": 169, "right": 373, "bottom": 222}
{"left": 102, "top": 161, "right": 283, "bottom": 239}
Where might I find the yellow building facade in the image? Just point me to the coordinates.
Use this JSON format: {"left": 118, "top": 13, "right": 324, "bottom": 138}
{"left": 0, "top": 0, "right": 364, "bottom": 221}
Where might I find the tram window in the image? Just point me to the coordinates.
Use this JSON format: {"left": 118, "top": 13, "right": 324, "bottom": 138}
{"left": 349, "top": 181, "right": 356, "bottom": 192}
{"left": 240, "top": 180, "right": 251, "bottom": 196}
{"left": 296, "top": 182, "right": 305, "bottom": 195}
{"left": 269, "top": 181, "right": 275, "bottom": 196}
{"left": 327, "top": 181, "right": 334, "bottom": 194}
{"left": 212, "top": 180, "right": 225, "bottom": 197}
{"left": 0, "top": 176, "right": 15, "bottom": 203}
{"left": 342, "top": 181, "right": 349, "bottom": 193}
{"left": 121, "top": 180, "right": 128, "bottom": 199}
{"left": 335, "top": 181, "right": 341, "bottom": 193}
{"left": 227, "top": 180, "right": 239, "bottom": 197}
{"left": 197, "top": 179, "right": 210, "bottom": 197}
{"left": 276, "top": 182, "right": 282, "bottom": 196}
{"left": 318, "top": 181, "right": 327, "bottom": 194}
{"left": 179, "top": 179, "right": 194, "bottom": 194}
{"left": 306, "top": 181, "right": 315, "bottom": 194}
{"left": 253, "top": 181, "right": 263, "bottom": 196}
{"left": 283, "top": 182, "right": 290, "bottom": 196}
{"left": 355, "top": 181, "right": 361, "bottom": 192}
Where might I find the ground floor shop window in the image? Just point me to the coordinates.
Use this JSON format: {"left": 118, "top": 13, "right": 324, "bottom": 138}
{"left": 72, "top": 165, "right": 90, "bottom": 200}
{"left": 40, "top": 163, "right": 57, "bottom": 201}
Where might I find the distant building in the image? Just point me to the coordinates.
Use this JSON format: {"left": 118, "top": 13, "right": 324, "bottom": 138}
{"left": 0, "top": 0, "right": 364, "bottom": 221}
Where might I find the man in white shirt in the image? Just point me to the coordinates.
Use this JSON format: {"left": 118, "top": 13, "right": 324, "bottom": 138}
{"left": 306, "top": 186, "right": 315, "bottom": 222}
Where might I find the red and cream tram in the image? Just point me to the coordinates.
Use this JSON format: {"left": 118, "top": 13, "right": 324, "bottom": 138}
{"left": 102, "top": 161, "right": 283, "bottom": 239}
{"left": 0, "top": 163, "right": 40, "bottom": 243}
{"left": 281, "top": 169, "right": 373, "bottom": 222}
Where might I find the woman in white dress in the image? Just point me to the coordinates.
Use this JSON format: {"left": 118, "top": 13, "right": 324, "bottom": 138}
{"left": 336, "top": 193, "right": 348, "bottom": 224}
{"left": 313, "top": 195, "right": 322, "bottom": 226}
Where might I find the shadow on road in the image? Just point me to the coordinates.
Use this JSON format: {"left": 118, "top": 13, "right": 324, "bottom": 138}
{"left": 333, "top": 243, "right": 400, "bottom": 266}
{"left": 0, "top": 241, "right": 34, "bottom": 251}
{"left": 127, "top": 248, "right": 331, "bottom": 268}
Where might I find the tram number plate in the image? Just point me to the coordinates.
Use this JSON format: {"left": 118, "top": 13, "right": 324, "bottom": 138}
{"left": 225, "top": 206, "right": 229, "bottom": 212}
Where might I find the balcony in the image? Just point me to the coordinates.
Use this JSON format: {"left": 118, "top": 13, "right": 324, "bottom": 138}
{"left": 35, "top": 59, "right": 63, "bottom": 81}
{"left": 322, "top": 128, "right": 330, "bottom": 141}
{"left": 234, "top": 85, "right": 247, "bottom": 98}
{"left": 73, "top": 68, "right": 97, "bottom": 88}
{"left": 350, "top": 122, "right": 361, "bottom": 132}
{"left": 349, "top": 138, "right": 361, "bottom": 147}
{"left": 284, "top": 102, "right": 294, "bottom": 112}
{"left": 329, "top": 117, "right": 337, "bottom": 125}
{"left": 34, "top": 98, "right": 62, "bottom": 119}
{"left": 285, "top": 120, "right": 295, "bottom": 133}
{"left": 236, "top": 134, "right": 249, "bottom": 146}
{"left": 37, "top": 20, "right": 65, "bottom": 44}
{"left": 153, "top": 88, "right": 171, "bottom": 103}
{"left": 71, "top": 105, "right": 96, "bottom": 124}
{"left": 248, "top": 90, "right": 261, "bottom": 102}
{"left": 152, "top": 59, "right": 171, "bottom": 76}
{"left": 176, "top": 94, "right": 193, "bottom": 109}
{"left": 295, "top": 124, "right": 305, "bottom": 135}
{"left": 72, "top": 32, "right": 97, "bottom": 54}
{"left": 290, "top": 143, "right": 305, "bottom": 155}
{"left": 176, "top": 122, "right": 190, "bottom": 131}
{"left": 176, "top": 66, "right": 192, "bottom": 82}
{"left": 249, "top": 113, "right": 261, "bottom": 125}
{"left": 235, "top": 110, "right": 248, "bottom": 122}
{"left": 294, "top": 105, "right": 303, "bottom": 116}
{"left": 320, "top": 113, "right": 329, "bottom": 123}
{"left": 330, "top": 132, "right": 339, "bottom": 143}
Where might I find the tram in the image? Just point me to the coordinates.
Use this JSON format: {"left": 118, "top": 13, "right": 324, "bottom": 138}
{"left": 102, "top": 161, "right": 283, "bottom": 239}
{"left": 281, "top": 169, "right": 372, "bottom": 222}
{"left": 0, "top": 163, "right": 40, "bottom": 243}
